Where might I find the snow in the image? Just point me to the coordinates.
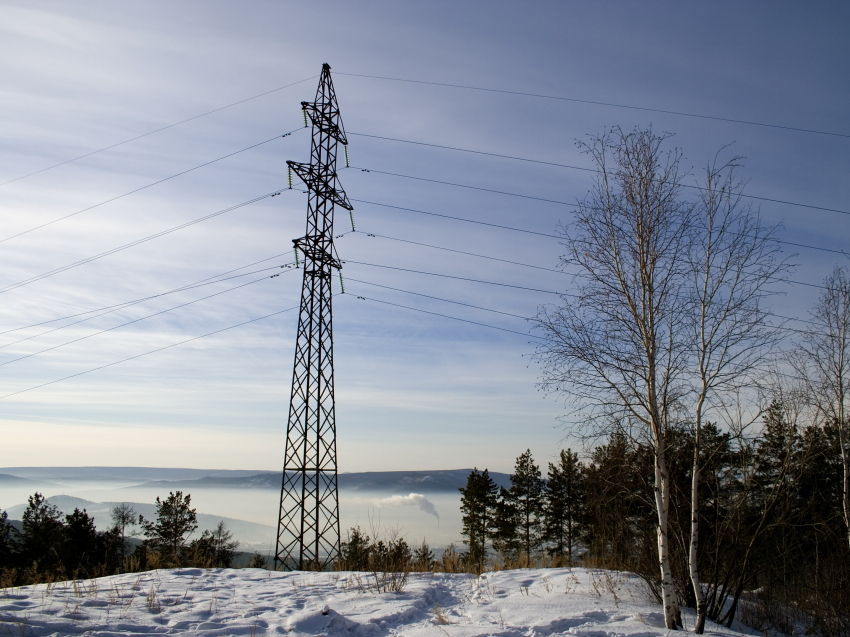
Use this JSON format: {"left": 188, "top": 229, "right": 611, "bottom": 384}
{"left": 0, "top": 567, "right": 753, "bottom": 636}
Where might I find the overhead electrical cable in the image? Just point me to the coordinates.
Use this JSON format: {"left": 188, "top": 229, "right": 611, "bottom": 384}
{"left": 355, "top": 232, "right": 568, "bottom": 275}
{"left": 350, "top": 166, "right": 579, "bottom": 208}
{"left": 0, "top": 255, "right": 293, "bottom": 336}
{"left": 347, "top": 277, "right": 815, "bottom": 338}
{"left": 0, "top": 75, "right": 317, "bottom": 187}
{"left": 0, "top": 262, "right": 297, "bottom": 349}
{"left": 0, "top": 268, "right": 297, "bottom": 368}
{"left": 337, "top": 72, "right": 850, "bottom": 139}
{"left": 345, "top": 277, "right": 529, "bottom": 320}
{"left": 0, "top": 306, "right": 299, "bottom": 401}
{"left": 353, "top": 197, "right": 844, "bottom": 258}
{"left": 352, "top": 198, "right": 562, "bottom": 239}
{"left": 0, "top": 129, "right": 302, "bottom": 244}
{"left": 349, "top": 132, "right": 850, "bottom": 218}
{"left": 347, "top": 293, "right": 543, "bottom": 341}
{"left": 342, "top": 229, "right": 831, "bottom": 331}
{"left": 343, "top": 260, "right": 568, "bottom": 296}
{"left": 0, "top": 187, "right": 292, "bottom": 295}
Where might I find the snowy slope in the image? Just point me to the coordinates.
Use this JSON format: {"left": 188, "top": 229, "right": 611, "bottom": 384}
{"left": 0, "top": 567, "right": 753, "bottom": 636}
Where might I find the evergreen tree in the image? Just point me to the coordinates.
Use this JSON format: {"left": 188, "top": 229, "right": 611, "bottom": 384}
{"left": 21, "top": 493, "right": 65, "bottom": 571}
{"left": 544, "top": 449, "right": 586, "bottom": 562}
{"left": 140, "top": 491, "right": 197, "bottom": 566}
{"left": 248, "top": 552, "right": 268, "bottom": 569}
{"left": 62, "top": 508, "right": 99, "bottom": 574}
{"left": 188, "top": 521, "right": 239, "bottom": 567}
{"left": 412, "top": 539, "right": 434, "bottom": 571}
{"left": 339, "top": 526, "right": 371, "bottom": 571}
{"left": 492, "top": 486, "right": 520, "bottom": 559}
{"left": 0, "top": 510, "right": 18, "bottom": 569}
{"left": 503, "top": 449, "right": 545, "bottom": 558}
{"left": 458, "top": 468, "right": 498, "bottom": 569}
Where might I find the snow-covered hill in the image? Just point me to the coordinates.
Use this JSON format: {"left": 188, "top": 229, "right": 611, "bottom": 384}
{"left": 0, "top": 567, "right": 754, "bottom": 636}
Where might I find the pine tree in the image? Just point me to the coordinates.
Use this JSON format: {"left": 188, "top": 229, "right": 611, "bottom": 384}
{"left": 62, "top": 508, "right": 99, "bottom": 574}
{"left": 544, "top": 449, "right": 586, "bottom": 562}
{"left": 459, "top": 468, "right": 498, "bottom": 570}
{"left": 21, "top": 493, "right": 65, "bottom": 572}
{"left": 492, "top": 486, "right": 520, "bottom": 559}
{"left": 503, "top": 450, "right": 545, "bottom": 559}
{"left": 140, "top": 491, "right": 198, "bottom": 566}
{"left": 188, "top": 521, "right": 239, "bottom": 567}
{"left": 0, "top": 510, "right": 18, "bottom": 570}
{"left": 412, "top": 539, "right": 434, "bottom": 571}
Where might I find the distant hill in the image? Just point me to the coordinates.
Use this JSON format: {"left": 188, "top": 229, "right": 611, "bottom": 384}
{"left": 0, "top": 467, "right": 276, "bottom": 483}
{"left": 125, "top": 469, "right": 512, "bottom": 493}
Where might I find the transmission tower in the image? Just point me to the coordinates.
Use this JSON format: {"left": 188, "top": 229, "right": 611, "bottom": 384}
{"left": 275, "top": 64, "right": 351, "bottom": 571}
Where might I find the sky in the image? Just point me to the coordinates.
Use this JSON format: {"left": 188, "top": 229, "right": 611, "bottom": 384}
{"left": 1, "top": 1, "right": 848, "bottom": 473}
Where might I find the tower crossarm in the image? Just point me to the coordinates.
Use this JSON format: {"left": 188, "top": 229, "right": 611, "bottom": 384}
{"left": 292, "top": 236, "right": 342, "bottom": 271}
{"left": 287, "top": 160, "right": 353, "bottom": 211}
{"left": 301, "top": 101, "right": 348, "bottom": 145}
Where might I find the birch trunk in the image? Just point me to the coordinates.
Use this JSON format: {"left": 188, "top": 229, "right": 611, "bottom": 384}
{"left": 654, "top": 444, "right": 679, "bottom": 630}
{"left": 691, "top": 395, "right": 707, "bottom": 633}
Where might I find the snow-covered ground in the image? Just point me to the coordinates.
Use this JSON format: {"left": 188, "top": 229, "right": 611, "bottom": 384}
{"left": 0, "top": 567, "right": 754, "bottom": 636}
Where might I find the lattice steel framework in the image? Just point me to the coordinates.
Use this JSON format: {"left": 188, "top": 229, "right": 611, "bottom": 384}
{"left": 275, "top": 64, "right": 351, "bottom": 571}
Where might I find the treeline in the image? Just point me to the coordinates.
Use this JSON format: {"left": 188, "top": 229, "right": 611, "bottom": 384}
{"left": 461, "top": 408, "right": 848, "bottom": 636}
{"left": 0, "top": 491, "right": 265, "bottom": 587}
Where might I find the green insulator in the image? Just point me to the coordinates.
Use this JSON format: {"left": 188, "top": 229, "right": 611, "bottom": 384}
{"left": 302, "top": 108, "right": 309, "bottom": 127}
{"left": 294, "top": 248, "right": 300, "bottom": 267}
{"left": 349, "top": 210, "right": 356, "bottom": 232}
{"left": 338, "top": 271, "right": 345, "bottom": 294}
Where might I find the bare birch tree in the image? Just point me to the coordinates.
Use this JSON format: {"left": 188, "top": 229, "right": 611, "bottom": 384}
{"left": 685, "top": 156, "right": 789, "bottom": 633}
{"left": 535, "top": 126, "right": 691, "bottom": 630}
{"left": 791, "top": 265, "right": 850, "bottom": 552}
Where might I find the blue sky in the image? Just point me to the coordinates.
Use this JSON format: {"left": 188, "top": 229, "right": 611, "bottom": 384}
{"left": 1, "top": 1, "right": 848, "bottom": 472}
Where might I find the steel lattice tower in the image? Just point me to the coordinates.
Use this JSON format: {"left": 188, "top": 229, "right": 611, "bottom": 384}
{"left": 275, "top": 64, "right": 351, "bottom": 571}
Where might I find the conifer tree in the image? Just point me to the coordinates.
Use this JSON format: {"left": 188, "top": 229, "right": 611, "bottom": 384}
{"left": 21, "top": 493, "right": 64, "bottom": 572}
{"left": 0, "top": 510, "right": 18, "bottom": 569}
{"left": 62, "top": 508, "right": 99, "bottom": 573}
{"left": 492, "top": 486, "right": 520, "bottom": 559}
{"left": 459, "top": 468, "right": 498, "bottom": 570}
{"left": 544, "top": 449, "right": 586, "bottom": 562}
{"left": 412, "top": 539, "right": 434, "bottom": 571}
{"left": 140, "top": 491, "right": 197, "bottom": 566}
{"left": 503, "top": 449, "right": 545, "bottom": 558}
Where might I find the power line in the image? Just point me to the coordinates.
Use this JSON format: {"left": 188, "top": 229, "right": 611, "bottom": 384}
{"left": 350, "top": 195, "right": 838, "bottom": 295}
{"left": 352, "top": 198, "right": 562, "bottom": 239}
{"left": 337, "top": 72, "right": 850, "bottom": 139}
{"left": 0, "top": 306, "right": 299, "bottom": 401}
{"left": 351, "top": 165, "right": 579, "bottom": 209}
{"left": 0, "top": 130, "right": 301, "bottom": 245}
{"left": 349, "top": 293, "right": 542, "bottom": 341}
{"left": 0, "top": 268, "right": 296, "bottom": 368}
{"left": 345, "top": 277, "right": 529, "bottom": 320}
{"left": 355, "top": 232, "right": 567, "bottom": 275}
{"left": 0, "top": 256, "right": 293, "bottom": 337}
{"left": 353, "top": 197, "right": 844, "bottom": 259}
{"left": 0, "top": 187, "right": 292, "bottom": 295}
{"left": 1, "top": 75, "right": 316, "bottom": 188}
{"left": 343, "top": 260, "right": 567, "bottom": 296}
{"left": 345, "top": 236, "right": 833, "bottom": 331}
{"left": 348, "top": 132, "right": 850, "bottom": 218}
{"left": 0, "top": 262, "right": 297, "bottom": 350}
